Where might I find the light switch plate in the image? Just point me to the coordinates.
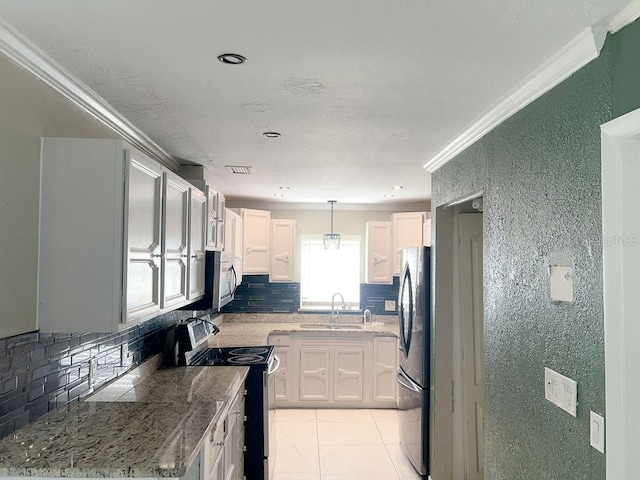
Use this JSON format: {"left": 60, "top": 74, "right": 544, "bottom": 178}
{"left": 590, "top": 411, "right": 605, "bottom": 453}
{"left": 549, "top": 265, "right": 574, "bottom": 302}
{"left": 544, "top": 367, "right": 577, "bottom": 416}
{"left": 385, "top": 300, "right": 396, "bottom": 311}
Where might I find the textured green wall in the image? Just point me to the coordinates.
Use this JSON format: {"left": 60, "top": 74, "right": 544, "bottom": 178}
{"left": 431, "top": 20, "right": 640, "bottom": 480}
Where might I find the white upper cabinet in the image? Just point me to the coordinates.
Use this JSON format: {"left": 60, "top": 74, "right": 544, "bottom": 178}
{"left": 392, "top": 211, "right": 426, "bottom": 275}
{"left": 124, "top": 152, "right": 164, "bottom": 322}
{"left": 188, "top": 189, "right": 207, "bottom": 299}
{"left": 365, "top": 221, "right": 393, "bottom": 284}
{"left": 241, "top": 208, "right": 271, "bottom": 274}
{"left": 206, "top": 188, "right": 225, "bottom": 251}
{"left": 38, "top": 138, "right": 205, "bottom": 333}
{"left": 224, "top": 209, "right": 244, "bottom": 286}
{"left": 423, "top": 217, "right": 432, "bottom": 247}
{"left": 162, "top": 173, "right": 190, "bottom": 309}
{"left": 270, "top": 219, "right": 296, "bottom": 282}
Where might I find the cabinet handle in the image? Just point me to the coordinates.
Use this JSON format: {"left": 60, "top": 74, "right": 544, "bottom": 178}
{"left": 215, "top": 441, "right": 224, "bottom": 446}
{"left": 152, "top": 254, "right": 162, "bottom": 258}
{"left": 243, "top": 446, "right": 247, "bottom": 452}
{"left": 243, "top": 415, "right": 247, "bottom": 422}
{"left": 234, "top": 410, "right": 242, "bottom": 415}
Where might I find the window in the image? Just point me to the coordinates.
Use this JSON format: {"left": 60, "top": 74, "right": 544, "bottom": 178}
{"left": 300, "top": 234, "right": 361, "bottom": 310}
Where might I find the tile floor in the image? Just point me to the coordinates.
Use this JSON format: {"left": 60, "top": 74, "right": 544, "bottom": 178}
{"left": 271, "top": 408, "right": 423, "bottom": 480}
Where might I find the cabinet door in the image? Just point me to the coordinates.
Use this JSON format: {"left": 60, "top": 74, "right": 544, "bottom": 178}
{"left": 241, "top": 209, "right": 271, "bottom": 274}
{"left": 274, "top": 346, "right": 291, "bottom": 403}
{"left": 333, "top": 346, "right": 365, "bottom": 402}
{"left": 392, "top": 212, "right": 426, "bottom": 275}
{"left": 234, "top": 216, "right": 243, "bottom": 286}
{"left": 299, "top": 346, "right": 330, "bottom": 401}
{"left": 423, "top": 218, "right": 432, "bottom": 247}
{"left": 188, "top": 188, "right": 206, "bottom": 300}
{"left": 372, "top": 336, "right": 398, "bottom": 403}
{"left": 206, "top": 187, "right": 219, "bottom": 250}
{"left": 270, "top": 219, "right": 296, "bottom": 282}
{"left": 124, "top": 152, "right": 163, "bottom": 322}
{"left": 366, "top": 221, "right": 393, "bottom": 284}
{"left": 162, "top": 173, "right": 189, "bottom": 308}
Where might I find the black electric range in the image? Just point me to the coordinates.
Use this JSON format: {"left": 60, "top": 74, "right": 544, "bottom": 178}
{"left": 191, "top": 346, "right": 275, "bottom": 367}
{"left": 173, "top": 317, "right": 278, "bottom": 480}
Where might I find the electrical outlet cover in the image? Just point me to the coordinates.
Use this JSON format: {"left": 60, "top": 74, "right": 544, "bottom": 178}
{"left": 385, "top": 300, "right": 396, "bottom": 311}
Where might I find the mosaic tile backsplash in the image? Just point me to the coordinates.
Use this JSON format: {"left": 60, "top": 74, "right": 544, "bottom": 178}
{"left": 0, "top": 309, "right": 208, "bottom": 439}
{"left": 222, "top": 275, "right": 399, "bottom": 315}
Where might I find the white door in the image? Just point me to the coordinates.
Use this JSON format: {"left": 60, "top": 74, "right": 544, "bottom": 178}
{"left": 299, "top": 346, "right": 330, "bottom": 401}
{"left": 188, "top": 188, "right": 206, "bottom": 300}
{"left": 366, "top": 221, "right": 393, "bottom": 284}
{"left": 392, "top": 212, "right": 426, "bottom": 275}
{"left": 372, "top": 336, "right": 398, "bottom": 403}
{"left": 459, "top": 213, "right": 484, "bottom": 480}
{"left": 162, "top": 173, "right": 189, "bottom": 308}
{"left": 124, "top": 153, "right": 163, "bottom": 322}
{"left": 333, "top": 347, "right": 364, "bottom": 402}
{"left": 270, "top": 219, "right": 296, "bottom": 282}
{"left": 241, "top": 208, "right": 270, "bottom": 274}
{"left": 274, "top": 346, "right": 290, "bottom": 402}
{"left": 206, "top": 187, "right": 219, "bottom": 250}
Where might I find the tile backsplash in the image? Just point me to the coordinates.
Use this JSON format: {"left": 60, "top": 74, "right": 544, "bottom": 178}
{"left": 222, "top": 275, "right": 399, "bottom": 315}
{"left": 0, "top": 309, "right": 208, "bottom": 439}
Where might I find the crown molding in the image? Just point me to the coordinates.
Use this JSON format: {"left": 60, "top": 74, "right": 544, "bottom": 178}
{"left": 0, "top": 16, "right": 180, "bottom": 171}
{"left": 423, "top": 26, "right": 606, "bottom": 174}
{"left": 609, "top": 0, "right": 640, "bottom": 33}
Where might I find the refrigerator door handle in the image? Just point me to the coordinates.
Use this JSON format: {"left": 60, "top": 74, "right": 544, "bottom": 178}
{"left": 397, "top": 368, "right": 422, "bottom": 393}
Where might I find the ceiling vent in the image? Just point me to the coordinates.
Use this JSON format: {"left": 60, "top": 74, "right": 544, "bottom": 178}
{"left": 226, "top": 165, "right": 252, "bottom": 175}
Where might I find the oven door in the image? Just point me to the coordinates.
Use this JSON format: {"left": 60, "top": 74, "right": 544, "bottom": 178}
{"left": 265, "top": 354, "right": 280, "bottom": 479}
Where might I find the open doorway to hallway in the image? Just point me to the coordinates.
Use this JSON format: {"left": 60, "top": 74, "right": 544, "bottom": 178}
{"left": 431, "top": 193, "right": 484, "bottom": 480}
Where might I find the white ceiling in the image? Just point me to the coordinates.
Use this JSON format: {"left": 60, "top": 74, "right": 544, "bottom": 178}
{"left": 0, "top": 0, "right": 632, "bottom": 207}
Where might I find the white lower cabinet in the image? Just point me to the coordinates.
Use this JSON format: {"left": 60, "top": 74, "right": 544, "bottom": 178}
{"left": 203, "top": 386, "right": 245, "bottom": 480}
{"left": 271, "top": 332, "right": 397, "bottom": 408}
{"left": 372, "top": 336, "right": 399, "bottom": 404}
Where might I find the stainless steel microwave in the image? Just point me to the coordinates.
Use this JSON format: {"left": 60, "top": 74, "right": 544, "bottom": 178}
{"left": 190, "top": 250, "right": 238, "bottom": 311}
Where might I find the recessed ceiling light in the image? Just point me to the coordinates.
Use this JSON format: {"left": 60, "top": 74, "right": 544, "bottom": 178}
{"left": 263, "top": 132, "right": 281, "bottom": 138}
{"left": 274, "top": 193, "right": 284, "bottom": 198}
{"left": 384, "top": 194, "right": 394, "bottom": 198}
{"left": 392, "top": 185, "right": 403, "bottom": 190}
{"left": 217, "top": 53, "right": 246, "bottom": 65}
{"left": 279, "top": 186, "right": 290, "bottom": 190}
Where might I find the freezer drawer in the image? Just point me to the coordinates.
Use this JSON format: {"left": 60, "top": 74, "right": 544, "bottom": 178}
{"left": 397, "top": 368, "right": 427, "bottom": 476}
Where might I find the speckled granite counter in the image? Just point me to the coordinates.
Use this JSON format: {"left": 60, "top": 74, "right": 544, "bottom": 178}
{"left": 211, "top": 315, "right": 398, "bottom": 347}
{"left": 0, "top": 365, "right": 248, "bottom": 478}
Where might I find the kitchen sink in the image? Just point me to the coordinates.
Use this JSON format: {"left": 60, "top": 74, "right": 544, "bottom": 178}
{"left": 299, "top": 323, "right": 363, "bottom": 330}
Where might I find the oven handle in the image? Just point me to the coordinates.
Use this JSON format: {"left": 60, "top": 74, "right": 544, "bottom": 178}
{"left": 268, "top": 354, "right": 281, "bottom": 375}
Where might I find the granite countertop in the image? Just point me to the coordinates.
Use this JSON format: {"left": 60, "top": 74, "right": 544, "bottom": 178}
{"left": 211, "top": 315, "right": 398, "bottom": 347}
{"left": 0, "top": 316, "right": 398, "bottom": 478}
{"left": 0, "top": 365, "right": 248, "bottom": 478}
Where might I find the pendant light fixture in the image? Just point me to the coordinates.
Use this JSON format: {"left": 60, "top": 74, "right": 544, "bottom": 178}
{"left": 323, "top": 200, "right": 340, "bottom": 250}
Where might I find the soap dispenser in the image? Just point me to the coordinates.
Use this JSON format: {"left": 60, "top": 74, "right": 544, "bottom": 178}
{"left": 363, "top": 308, "right": 371, "bottom": 324}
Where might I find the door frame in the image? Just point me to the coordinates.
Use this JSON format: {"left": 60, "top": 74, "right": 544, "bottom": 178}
{"left": 431, "top": 189, "right": 483, "bottom": 480}
{"left": 601, "top": 107, "right": 640, "bottom": 479}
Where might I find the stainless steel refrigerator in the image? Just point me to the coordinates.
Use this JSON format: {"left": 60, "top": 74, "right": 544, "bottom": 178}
{"left": 397, "top": 246, "right": 431, "bottom": 477}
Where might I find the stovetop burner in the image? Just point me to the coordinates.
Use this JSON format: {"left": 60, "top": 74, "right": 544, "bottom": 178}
{"left": 189, "top": 345, "right": 275, "bottom": 367}
{"left": 229, "top": 347, "right": 269, "bottom": 356}
{"left": 227, "top": 354, "right": 264, "bottom": 364}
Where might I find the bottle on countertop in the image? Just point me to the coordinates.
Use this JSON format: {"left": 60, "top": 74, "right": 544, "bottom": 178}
{"left": 363, "top": 308, "right": 372, "bottom": 324}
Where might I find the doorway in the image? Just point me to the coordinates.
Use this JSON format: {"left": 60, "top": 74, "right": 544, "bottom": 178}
{"left": 431, "top": 193, "right": 485, "bottom": 480}
{"left": 601, "top": 107, "right": 640, "bottom": 479}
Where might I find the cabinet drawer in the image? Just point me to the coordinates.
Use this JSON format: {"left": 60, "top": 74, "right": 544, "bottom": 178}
{"left": 269, "top": 334, "right": 291, "bottom": 347}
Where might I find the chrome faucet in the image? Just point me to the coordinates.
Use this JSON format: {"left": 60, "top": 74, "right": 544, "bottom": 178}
{"left": 331, "top": 292, "right": 346, "bottom": 326}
